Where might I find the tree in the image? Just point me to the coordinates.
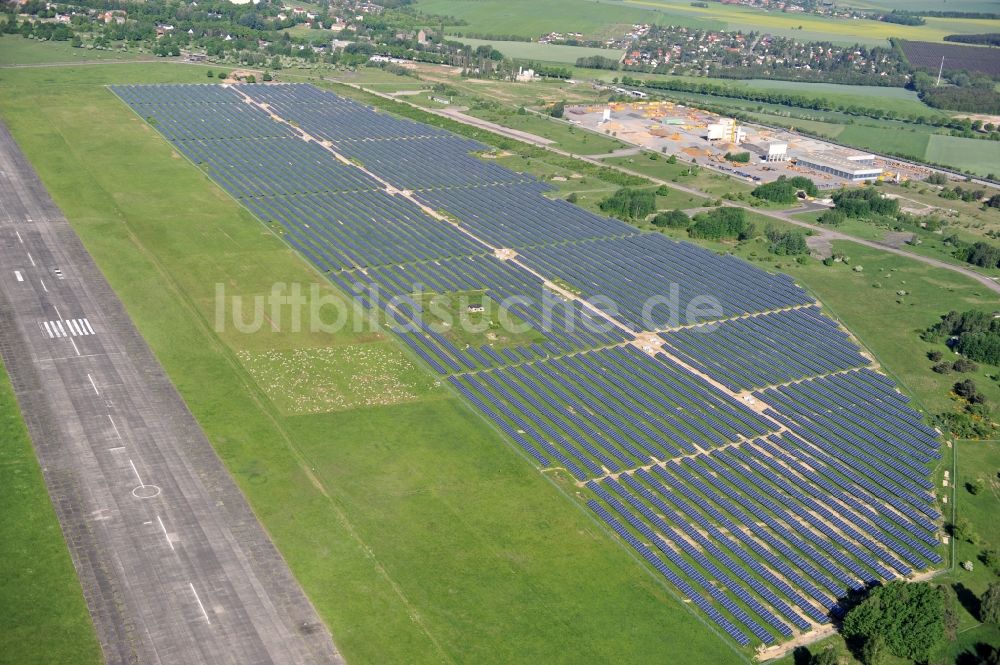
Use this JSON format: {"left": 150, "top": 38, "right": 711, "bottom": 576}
{"left": 982, "top": 583, "right": 1000, "bottom": 624}
{"left": 262, "top": 71, "right": 272, "bottom": 81}
{"left": 955, "top": 379, "right": 985, "bottom": 404}
{"left": 218, "top": 71, "right": 228, "bottom": 79}
{"left": 841, "top": 581, "right": 945, "bottom": 662}
{"left": 810, "top": 645, "right": 845, "bottom": 665}
{"left": 598, "top": 187, "right": 656, "bottom": 221}
{"left": 860, "top": 632, "right": 887, "bottom": 665}
{"left": 940, "top": 584, "right": 960, "bottom": 642}
{"left": 565, "top": 192, "right": 578, "bottom": 204}
{"left": 688, "top": 207, "right": 754, "bottom": 240}
{"left": 549, "top": 100, "right": 565, "bottom": 118}
{"left": 207, "top": 69, "right": 214, "bottom": 78}
{"left": 927, "top": 350, "right": 943, "bottom": 362}
{"left": 652, "top": 209, "right": 690, "bottom": 229}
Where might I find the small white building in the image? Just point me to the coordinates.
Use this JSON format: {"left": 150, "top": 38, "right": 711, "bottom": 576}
{"left": 515, "top": 67, "right": 537, "bottom": 82}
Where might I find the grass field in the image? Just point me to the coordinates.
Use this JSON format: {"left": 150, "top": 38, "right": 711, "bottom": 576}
{"left": 0, "top": 34, "right": 143, "bottom": 64}
{"left": 0, "top": 359, "right": 102, "bottom": 665}
{"left": 926, "top": 135, "right": 1000, "bottom": 177}
{"left": 837, "top": 124, "right": 933, "bottom": 159}
{"left": 418, "top": 0, "right": 720, "bottom": 38}
{"left": 466, "top": 108, "right": 629, "bottom": 154}
{"left": 451, "top": 37, "right": 625, "bottom": 64}
{"left": 0, "top": 61, "right": 749, "bottom": 665}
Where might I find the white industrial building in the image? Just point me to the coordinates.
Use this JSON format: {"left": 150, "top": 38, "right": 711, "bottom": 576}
{"left": 794, "top": 154, "right": 882, "bottom": 181}
{"left": 706, "top": 119, "right": 746, "bottom": 144}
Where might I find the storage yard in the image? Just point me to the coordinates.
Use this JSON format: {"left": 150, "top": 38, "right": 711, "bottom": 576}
{"left": 567, "top": 101, "right": 935, "bottom": 188}
{"left": 114, "top": 83, "right": 943, "bottom": 652}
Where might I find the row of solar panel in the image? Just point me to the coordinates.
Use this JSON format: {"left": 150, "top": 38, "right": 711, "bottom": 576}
{"left": 659, "top": 305, "right": 870, "bottom": 390}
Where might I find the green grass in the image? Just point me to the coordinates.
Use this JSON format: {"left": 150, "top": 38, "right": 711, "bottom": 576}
{"left": 417, "top": 0, "right": 720, "bottom": 39}
{"left": 837, "top": 124, "right": 933, "bottom": 160}
{"left": 0, "top": 358, "right": 102, "bottom": 665}
{"left": 0, "top": 61, "right": 747, "bottom": 665}
{"left": 0, "top": 34, "right": 143, "bottom": 64}
{"left": 451, "top": 37, "right": 625, "bottom": 64}
{"left": 925, "top": 135, "right": 1000, "bottom": 177}
{"left": 602, "top": 153, "right": 756, "bottom": 196}
{"left": 465, "top": 108, "right": 628, "bottom": 154}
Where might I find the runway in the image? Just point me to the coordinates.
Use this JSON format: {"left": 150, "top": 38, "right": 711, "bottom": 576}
{"left": 0, "top": 121, "right": 343, "bottom": 664}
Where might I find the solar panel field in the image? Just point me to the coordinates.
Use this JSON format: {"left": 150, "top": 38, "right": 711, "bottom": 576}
{"left": 113, "top": 83, "right": 944, "bottom": 651}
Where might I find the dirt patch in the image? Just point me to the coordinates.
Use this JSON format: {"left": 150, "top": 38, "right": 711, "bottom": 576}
{"left": 806, "top": 233, "right": 833, "bottom": 259}
{"left": 882, "top": 231, "right": 916, "bottom": 248}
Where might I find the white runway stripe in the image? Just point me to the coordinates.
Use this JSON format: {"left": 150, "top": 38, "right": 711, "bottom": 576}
{"left": 41, "top": 318, "right": 95, "bottom": 339}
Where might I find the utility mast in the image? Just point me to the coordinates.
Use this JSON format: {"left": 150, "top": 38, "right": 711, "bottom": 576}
{"left": 936, "top": 56, "right": 945, "bottom": 86}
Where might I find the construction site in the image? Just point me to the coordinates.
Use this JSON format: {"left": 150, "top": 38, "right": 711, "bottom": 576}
{"left": 567, "top": 101, "right": 933, "bottom": 188}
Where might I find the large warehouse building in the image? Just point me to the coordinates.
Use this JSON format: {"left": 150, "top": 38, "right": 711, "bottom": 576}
{"left": 793, "top": 154, "right": 883, "bottom": 182}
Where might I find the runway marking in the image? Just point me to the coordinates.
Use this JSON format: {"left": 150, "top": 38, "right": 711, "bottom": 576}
{"left": 39, "top": 279, "right": 47, "bottom": 293}
{"left": 87, "top": 373, "right": 99, "bottom": 395}
{"left": 69, "top": 337, "right": 80, "bottom": 356}
{"left": 108, "top": 414, "right": 122, "bottom": 440}
{"left": 127, "top": 458, "right": 161, "bottom": 499}
{"left": 15, "top": 230, "right": 22, "bottom": 243}
{"left": 189, "top": 583, "right": 211, "bottom": 624}
{"left": 108, "top": 446, "right": 125, "bottom": 452}
{"left": 128, "top": 458, "right": 145, "bottom": 486}
{"left": 41, "top": 318, "right": 94, "bottom": 338}
{"left": 14, "top": 270, "right": 22, "bottom": 282}
{"left": 156, "top": 515, "right": 175, "bottom": 551}
{"left": 26, "top": 251, "right": 35, "bottom": 266}
{"left": 43, "top": 321, "right": 55, "bottom": 338}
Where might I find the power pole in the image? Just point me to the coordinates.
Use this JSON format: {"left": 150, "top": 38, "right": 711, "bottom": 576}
{"left": 936, "top": 55, "right": 944, "bottom": 86}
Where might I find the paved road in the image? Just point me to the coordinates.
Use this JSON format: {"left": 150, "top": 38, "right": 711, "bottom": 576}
{"left": 0, "top": 121, "right": 343, "bottom": 664}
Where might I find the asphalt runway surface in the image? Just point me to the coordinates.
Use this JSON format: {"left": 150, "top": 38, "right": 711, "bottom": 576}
{"left": 0, "top": 120, "right": 343, "bottom": 665}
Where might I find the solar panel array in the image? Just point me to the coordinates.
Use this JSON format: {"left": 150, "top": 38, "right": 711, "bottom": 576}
{"left": 114, "top": 83, "right": 942, "bottom": 648}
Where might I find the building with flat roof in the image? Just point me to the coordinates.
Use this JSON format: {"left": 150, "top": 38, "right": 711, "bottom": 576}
{"left": 794, "top": 154, "right": 882, "bottom": 181}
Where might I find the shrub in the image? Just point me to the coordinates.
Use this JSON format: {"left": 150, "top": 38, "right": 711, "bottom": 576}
{"left": 651, "top": 209, "right": 690, "bottom": 229}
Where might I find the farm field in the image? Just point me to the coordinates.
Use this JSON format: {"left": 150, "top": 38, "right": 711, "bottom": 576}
{"left": 836, "top": 124, "right": 933, "bottom": 159}
{"left": 621, "top": 0, "right": 999, "bottom": 44}
{"left": 0, "top": 360, "right": 102, "bottom": 665}
{"left": 900, "top": 39, "right": 1000, "bottom": 77}
{"left": 451, "top": 37, "right": 625, "bottom": 65}
{"left": 0, "top": 62, "right": 746, "bottom": 665}
{"left": 925, "top": 134, "right": 1000, "bottom": 177}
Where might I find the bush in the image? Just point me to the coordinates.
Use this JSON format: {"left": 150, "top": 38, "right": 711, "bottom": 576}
{"left": 927, "top": 350, "right": 943, "bottom": 362}
{"left": 981, "top": 583, "right": 1000, "bottom": 624}
{"left": 766, "top": 227, "right": 808, "bottom": 256}
{"left": 688, "top": 207, "right": 754, "bottom": 240}
{"left": 651, "top": 209, "right": 690, "bottom": 229}
{"left": 655, "top": 185, "right": 671, "bottom": 196}
{"left": 598, "top": 187, "right": 656, "bottom": 221}
{"left": 752, "top": 175, "right": 818, "bottom": 204}
{"left": 818, "top": 209, "right": 846, "bottom": 226}
{"left": 206, "top": 69, "right": 214, "bottom": 78}
{"left": 952, "top": 358, "right": 978, "bottom": 372}
{"left": 724, "top": 151, "right": 750, "bottom": 163}
{"left": 932, "top": 362, "right": 953, "bottom": 374}
{"left": 217, "top": 71, "right": 227, "bottom": 79}
{"left": 565, "top": 192, "right": 578, "bottom": 204}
